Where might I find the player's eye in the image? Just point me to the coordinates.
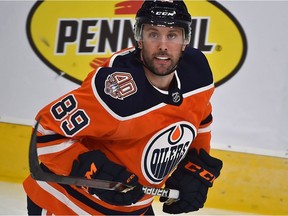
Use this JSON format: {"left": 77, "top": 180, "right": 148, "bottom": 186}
{"left": 167, "top": 33, "right": 177, "bottom": 40}
{"left": 148, "top": 32, "right": 159, "bottom": 39}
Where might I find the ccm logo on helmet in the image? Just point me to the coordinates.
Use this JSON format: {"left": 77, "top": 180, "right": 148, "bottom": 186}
{"left": 155, "top": 11, "right": 176, "bottom": 16}
{"left": 142, "top": 121, "right": 197, "bottom": 184}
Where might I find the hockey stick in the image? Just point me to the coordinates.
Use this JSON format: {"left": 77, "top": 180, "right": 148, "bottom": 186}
{"left": 29, "top": 119, "right": 180, "bottom": 199}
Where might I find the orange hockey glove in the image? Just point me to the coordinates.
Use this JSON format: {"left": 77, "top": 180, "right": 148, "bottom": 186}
{"left": 160, "top": 148, "right": 223, "bottom": 214}
{"left": 70, "top": 150, "right": 144, "bottom": 206}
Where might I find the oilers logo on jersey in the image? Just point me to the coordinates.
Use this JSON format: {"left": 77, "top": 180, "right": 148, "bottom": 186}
{"left": 142, "top": 121, "right": 197, "bottom": 184}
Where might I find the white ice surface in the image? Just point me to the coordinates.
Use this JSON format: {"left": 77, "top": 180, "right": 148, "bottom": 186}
{"left": 0, "top": 181, "right": 254, "bottom": 215}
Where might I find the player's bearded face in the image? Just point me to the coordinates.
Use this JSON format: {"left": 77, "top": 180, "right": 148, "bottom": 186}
{"left": 139, "top": 25, "right": 186, "bottom": 76}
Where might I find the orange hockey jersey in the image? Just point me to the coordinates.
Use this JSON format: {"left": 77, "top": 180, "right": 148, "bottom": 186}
{"left": 23, "top": 46, "right": 214, "bottom": 215}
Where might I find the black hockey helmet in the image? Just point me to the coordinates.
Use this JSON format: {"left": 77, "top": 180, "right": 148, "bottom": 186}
{"left": 134, "top": 0, "right": 192, "bottom": 44}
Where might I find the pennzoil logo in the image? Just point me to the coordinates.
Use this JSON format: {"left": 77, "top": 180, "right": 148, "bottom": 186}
{"left": 26, "top": 0, "right": 247, "bottom": 87}
{"left": 142, "top": 122, "right": 196, "bottom": 184}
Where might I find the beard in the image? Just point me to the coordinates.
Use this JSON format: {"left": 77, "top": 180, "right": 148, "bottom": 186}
{"left": 141, "top": 49, "right": 179, "bottom": 76}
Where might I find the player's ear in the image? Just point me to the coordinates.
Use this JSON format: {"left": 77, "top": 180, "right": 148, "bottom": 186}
{"left": 182, "top": 44, "right": 186, "bottom": 51}
{"left": 137, "top": 40, "right": 143, "bottom": 49}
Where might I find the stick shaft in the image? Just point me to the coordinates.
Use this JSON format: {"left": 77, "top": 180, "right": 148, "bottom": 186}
{"left": 29, "top": 118, "right": 180, "bottom": 199}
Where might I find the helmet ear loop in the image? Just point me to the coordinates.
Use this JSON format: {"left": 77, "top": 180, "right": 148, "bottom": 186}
{"left": 134, "top": 24, "right": 144, "bottom": 49}
{"left": 182, "top": 28, "right": 191, "bottom": 50}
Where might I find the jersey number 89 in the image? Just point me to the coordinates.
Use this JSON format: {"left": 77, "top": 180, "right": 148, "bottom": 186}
{"left": 50, "top": 94, "right": 90, "bottom": 136}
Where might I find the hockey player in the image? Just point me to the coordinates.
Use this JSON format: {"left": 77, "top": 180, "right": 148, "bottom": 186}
{"left": 23, "top": 0, "right": 223, "bottom": 215}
